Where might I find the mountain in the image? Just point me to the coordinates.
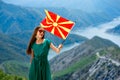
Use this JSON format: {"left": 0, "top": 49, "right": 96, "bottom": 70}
{"left": 71, "top": 0, "right": 120, "bottom": 13}
{"left": 0, "top": 0, "right": 41, "bottom": 34}
{"left": 1, "top": 0, "right": 120, "bottom": 79}
{"left": 106, "top": 24, "right": 120, "bottom": 35}
{"left": 7, "top": 27, "right": 88, "bottom": 46}
{"left": 0, "top": 27, "right": 88, "bottom": 77}
{"left": 0, "top": 32, "right": 29, "bottom": 77}
{"left": 1, "top": 0, "right": 120, "bottom": 34}
{"left": 45, "top": 32, "right": 88, "bottom": 46}
{"left": 50, "top": 36, "right": 120, "bottom": 80}
{"left": 3, "top": 0, "right": 120, "bottom": 13}
{"left": 0, "top": 32, "right": 28, "bottom": 63}
{"left": 31, "top": 0, "right": 120, "bottom": 30}
{"left": 35, "top": 7, "right": 120, "bottom": 30}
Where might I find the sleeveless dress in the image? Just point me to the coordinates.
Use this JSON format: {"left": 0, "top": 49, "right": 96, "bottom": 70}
{"left": 29, "top": 39, "right": 52, "bottom": 80}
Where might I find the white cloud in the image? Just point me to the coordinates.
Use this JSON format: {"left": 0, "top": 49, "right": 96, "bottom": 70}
{"left": 75, "top": 17, "right": 120, "bottom": 47}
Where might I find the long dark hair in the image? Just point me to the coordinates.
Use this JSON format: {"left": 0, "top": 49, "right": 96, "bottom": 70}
{"left": 26, "top": 26, "right": 45, "bottom": 55}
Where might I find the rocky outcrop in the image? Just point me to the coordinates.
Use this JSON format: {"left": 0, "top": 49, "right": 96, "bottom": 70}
{"left": 50, "top": 36, "right": 120, "bottom": 80}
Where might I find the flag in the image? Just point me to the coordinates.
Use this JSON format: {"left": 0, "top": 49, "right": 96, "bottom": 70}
{"left": 40, "top": 10, "right": 75, "bottom": 39}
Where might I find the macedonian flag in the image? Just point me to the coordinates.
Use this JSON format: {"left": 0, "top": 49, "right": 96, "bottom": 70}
{"left": 40, "top": 10, "right": 75, "bottom": 39}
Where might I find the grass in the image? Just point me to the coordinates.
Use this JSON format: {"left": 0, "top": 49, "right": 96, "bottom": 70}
{"left": 99, "top": 46, "right": 120, "bottom": 60}
{"left": 1, "top": 60, "right": 30, "bottom": 78}
{"left": 0, "top": 69, "right": 27, "bottom": 80}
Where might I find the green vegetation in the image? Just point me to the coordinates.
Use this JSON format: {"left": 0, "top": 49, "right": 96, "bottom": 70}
{"left": 0, "top": 32, "right": 30, "bottom": 79}
{"left": 99, "top": 46, "right": 120, "bottom": 61}
{"left": 86, "top": 36, "right": 118, "bottom": 49}
{"left": 0, "top": 69, "right": 27, "bottom": 80}
{"left": 1, "top": 60, "right": 30, "bottom": 78}
{"left": 0, "top": 32, "right": 29, "bottom": 64}
{"left": 52, "top": 54, "right": 98, "bottom": 78}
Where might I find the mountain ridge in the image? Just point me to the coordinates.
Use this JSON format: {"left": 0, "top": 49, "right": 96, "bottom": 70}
{"left": 50, "top": 36, "right": 120, "bottom": 80}
{"left": 106, "top": 24, "right": 120, "bottom": 35}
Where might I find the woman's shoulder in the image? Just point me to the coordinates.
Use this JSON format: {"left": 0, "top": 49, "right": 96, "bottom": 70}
{"left": 45, "top": 39, "right": 51, "bottom": 45}
{"left": 45, "top": 39, "right": 50, "bottom": 42}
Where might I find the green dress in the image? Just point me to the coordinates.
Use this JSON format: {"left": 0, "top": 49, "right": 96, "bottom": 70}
{"left": 29, "top": 39, "right": 52, "bottom": 80}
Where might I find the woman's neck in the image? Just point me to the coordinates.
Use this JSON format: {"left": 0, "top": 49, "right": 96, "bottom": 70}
{"left": 36, "top": 38, "right": 44, "bottom": 44}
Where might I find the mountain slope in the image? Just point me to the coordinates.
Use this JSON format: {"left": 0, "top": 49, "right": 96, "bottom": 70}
{"left": 106, "top": 24, "right": 120, "bottom": 35}
{"left": 87, "top": 51, "right": 120, "bottom": 80}
{"left": 0, "top": 0, "right": 41, "bottom": 34}
{"left": 50, "top": 36, "right": 120, "bottom": 80}
{"left": 8, "top": 29, "right": 88, "bottom": 46}
{"left": 0, "top": 32, "right": 29, "bottom": 77}
{"left": 0, "top": 29, "right": 88, "bottom": 77}
{"left": 0, "top": 32, "right": 28, "bottom": 63}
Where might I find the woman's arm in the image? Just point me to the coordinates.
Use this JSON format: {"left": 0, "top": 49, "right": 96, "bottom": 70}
{"left": 50, "top": 43, "right": 63, "bottom": 54}
{"left": 30, "top": 49, "right": 34, "bottom": 63}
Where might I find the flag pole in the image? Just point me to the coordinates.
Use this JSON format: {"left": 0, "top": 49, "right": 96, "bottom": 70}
{"left": 61, "top": 40, "right": 65, "bottom": 44}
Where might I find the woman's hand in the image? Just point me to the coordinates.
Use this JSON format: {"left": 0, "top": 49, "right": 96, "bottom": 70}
{"left": 58, "top": 44, "right": 63, "bottom": 50}
{"left": 50, "top": 43, "right": 63, "bottom": 53}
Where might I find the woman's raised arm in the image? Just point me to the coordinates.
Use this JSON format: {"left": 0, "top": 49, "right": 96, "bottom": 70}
{"left": 50, "top": 43, "right": 63, "bottom": 54}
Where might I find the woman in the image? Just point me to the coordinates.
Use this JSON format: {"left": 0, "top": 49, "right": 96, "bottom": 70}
{"left": 26, "top": 26, "right": 63, "bottom": 80}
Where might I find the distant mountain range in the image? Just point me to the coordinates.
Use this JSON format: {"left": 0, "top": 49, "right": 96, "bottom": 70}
{"left": 0, "top": 0, "right": 41, "bottom": 34}
{"left": 1, "top": 0, "right": 120, "bottom": 35}
{"left": 3, "top": 0, "right": 120, "bottom": 13}
{"left": 8, "top": 30, "right": 88, "bottom": 46}
{"left": 50, "top": 36, "right": 120, "bottom": 80}
{"left": 106, "top": 24, "right": 120, "bottom": 35}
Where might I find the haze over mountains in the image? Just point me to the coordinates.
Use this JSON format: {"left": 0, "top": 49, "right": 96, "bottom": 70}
{"left": 3, "top": 0, "right": 120, "bottom": 13}
{"left": 75, "top": 17, "right": 120, "bottom": 47}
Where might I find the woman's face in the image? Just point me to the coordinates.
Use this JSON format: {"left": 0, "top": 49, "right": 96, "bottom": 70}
{"left": 36, "top": 28, "right": 45, "bottom": 39}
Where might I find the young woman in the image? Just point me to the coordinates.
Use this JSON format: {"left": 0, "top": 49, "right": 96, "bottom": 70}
{"left": 26, "top": 26, "right": 63, "bottom": 80}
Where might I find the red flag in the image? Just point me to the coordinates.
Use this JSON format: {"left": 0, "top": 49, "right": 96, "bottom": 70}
{"left": 40, "top": 10, "right": 75, "bottom": 39}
